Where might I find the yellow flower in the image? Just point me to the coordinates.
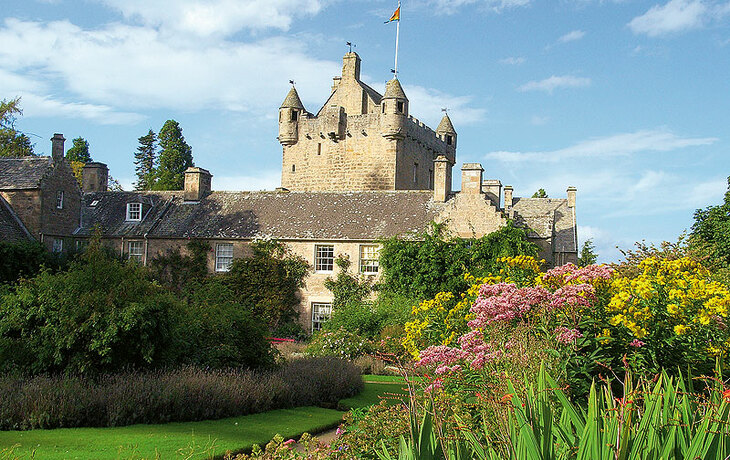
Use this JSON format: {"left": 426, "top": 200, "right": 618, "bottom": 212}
{"left": 674, "top": 324, "right": 688, "bottom": 335}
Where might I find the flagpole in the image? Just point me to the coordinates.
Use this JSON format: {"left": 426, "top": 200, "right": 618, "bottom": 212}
{"left": 394, "top": 1, "right": 400, "bottom": 78}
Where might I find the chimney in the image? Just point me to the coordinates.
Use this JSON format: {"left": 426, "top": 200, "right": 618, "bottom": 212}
{"left": 460, "top": 163, "right": 483, "bottom": 195}
{"left": 482, "top": 179, "right": 502, "bottom": 207}
{"left": 567, "top": 186, "right": 577, "bottom": 208}
{"left": 51, "top": 133, "right": 65, "bottom": 163}
{"left": 433, "top": 156, "right": 452, "bottom": 202}
{"left": 504, "top": 185, "right": 514, "bottom": 211}
{"left": 184, "top": 167, "right": 212, "bottom": 202}
{"left": 82, "top": 162, "right": 109, "bottom": 193}
{"left": 342, "top": 52, "right": 361, "bottom": 81}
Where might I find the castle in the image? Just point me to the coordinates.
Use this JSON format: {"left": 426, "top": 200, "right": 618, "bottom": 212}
{"left": 0, "top": 52, "right": 578, "bottom": 332}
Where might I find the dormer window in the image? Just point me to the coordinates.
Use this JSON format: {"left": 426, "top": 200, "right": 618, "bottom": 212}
{"left": 126, "top": 203, "right": 142, "bottom": 221}
{"left": 56, "top": 191, "right": 64, "bottom": 209}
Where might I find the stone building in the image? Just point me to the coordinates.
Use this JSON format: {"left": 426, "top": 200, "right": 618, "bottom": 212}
{"left": 0, "top": 52, "right": 578, "bottom": 332}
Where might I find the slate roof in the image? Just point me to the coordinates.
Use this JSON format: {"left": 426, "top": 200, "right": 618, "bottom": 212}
{"left": 437, "top": 114, "right": 456, "bottom": 134}
{"left": 280, "top": 87, "right": 305, "bottom": 110}
{"left": 0, "top": 157, "right": 54, "bottom": 190}
{"left": 77, "top": 190, "right": 443, "bottom": 240}
{"left": 0, "top": 195, "right": 32, "bottom": 242}
{"left": 383, "top": 78, "right": 408, "bottom": 100}
{"left": 512, "top": 197, "right": 577, "bottom": 253}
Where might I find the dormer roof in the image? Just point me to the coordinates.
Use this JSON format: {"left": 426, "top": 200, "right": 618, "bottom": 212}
{"left": 436, "top": 113, "right": 456, "bottom": 134}
{"left": 383, "top": 78, "right": 408, "bottom": 101}
{"left": 280, "top": 87, "right": 305, "bottom": 110}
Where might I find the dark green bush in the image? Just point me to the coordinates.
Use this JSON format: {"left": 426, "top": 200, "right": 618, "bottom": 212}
{"left": 0, "top": 241, "right": 73, "bottom": 285}
{"left": 0, "top": 358, "right": 362, "bottom": 430}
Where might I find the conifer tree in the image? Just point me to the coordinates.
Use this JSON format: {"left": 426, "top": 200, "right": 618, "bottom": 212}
{"left": 153, "top": 120, "right": 193, "bottom": 190}
{"left": 134, "top": 129, "right": 157, "bottom": 190}
{"left": 65, "top": 137, "right": 92, "bottom": 186}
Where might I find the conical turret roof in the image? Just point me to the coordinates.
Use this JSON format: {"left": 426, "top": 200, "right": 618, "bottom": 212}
{"left": 280, "top": 86, "right": 305, "bottom": 109}
{"left": 383, "top": 78, "right": 408, "bottom": 100}
{"left": 437, "top": 113, "right": 456, "bottom": 134}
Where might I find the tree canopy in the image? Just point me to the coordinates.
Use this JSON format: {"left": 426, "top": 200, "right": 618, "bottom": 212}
{"left": 0, "top": 97, "right": 34, "bottom": 157}
{"left": 153, "top": 120, "right": 193, "bottom": 190}
{"left": 65, "top": 137, "right": 91, "bottom": 163}
{"left": 578, "top": 239, "right": 598, "bottom": 267}
{"left": 532, "top": 188, "right": 548, "bottom": 198}
{"left": 691, "top": 177, "right": 730, "bottom": 273}
{"left": 134, "top": 129, "right": 157, "bottom": 190}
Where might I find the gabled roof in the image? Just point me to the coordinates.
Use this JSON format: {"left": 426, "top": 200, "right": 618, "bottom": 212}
{"left": 0, "top": 195, "right": 33, "bottom": 242}
{"left": 512, "top": 197, "right": 577, "bottom": 253}
{"left": 0, "top": 157, "right": 53, "bottom": 190}
{"left": 77, "top": 190, "right": 444, "bottom": 240}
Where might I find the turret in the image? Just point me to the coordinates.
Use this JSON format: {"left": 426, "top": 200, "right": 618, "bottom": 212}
{"left": 278, "top": 86, "right": 305, "bottom": 146}
{"left": 436, "top": 113, "right": 457, "bottom": 160}
{"left": 82, "top": 162, "right": 109, "bottom": 193}
{"left": 381, "top": 78, "right": 408, "bottom": 140}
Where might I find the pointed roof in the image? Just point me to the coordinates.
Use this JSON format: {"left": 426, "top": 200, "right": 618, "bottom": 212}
{"left": 383, "top": 78, "right": 408, "bottom": 100}
{"left": 436, "top": 113, "right": 456, "bottom": 134}
{"left": 280, "top": 86, "right": 305, "bottom": 110}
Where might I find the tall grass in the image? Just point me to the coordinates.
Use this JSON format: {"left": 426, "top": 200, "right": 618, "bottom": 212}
{"left": 0, "top": 357, "right": 362, "bottom": 430}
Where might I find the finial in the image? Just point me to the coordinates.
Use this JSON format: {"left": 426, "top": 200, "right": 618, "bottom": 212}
{"left": 346, "top": 41, "right": 355, "bottom": 53}
{"left": 289, "top": 80, "right": 295, "bottom": 86}
{"left": 441, "top": 108, "right": 449, "bottom": 114}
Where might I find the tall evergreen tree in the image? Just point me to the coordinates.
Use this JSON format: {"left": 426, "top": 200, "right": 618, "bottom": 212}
{"left": 0, "top": 97, "right": 34, "bottom": 157}
{"left": 577, "top": 239, "right": 598, "bottom": 267}
{"left": 532, "top": 188, "right": 548, "bottom": 198}
{"left": 65, "top": 137, "right": 92, "bottom": 163}
{"left": 134, "top": 129, "right": 157, "bottom": 190}
{"left": 154, "top": 120, "right": 193, "bottom": 190}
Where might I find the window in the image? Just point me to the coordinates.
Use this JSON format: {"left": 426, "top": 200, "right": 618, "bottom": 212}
{"left": 413, "top": 163, "right": 419, "bottom": 183}
{"left": 446, "top": 135, "right": 453, "bottom": 146}
{"left": 126, "top": 203, "right": 142, "bottom": 221}
{"left": 128, "top": 241, "right": 144, "bottom": 263}
{"left": 75, "top": 240, "right": 88, "bottom": 251}
{"left": 429, "top": 169, "right": 434, "bottom": 189}
{"left": 216, "top": 243, "right": 234, "bottom": 272}
{"left": 359, "top": 245, "right": 379, "bottom": 274}
{"left": 311, "top": 302, "right": 332, "bottom": 332}
{"left": 315, "top": 244, "right": 334, "bottom": 272}
{"left": 396, "top": 101, "right": 405, "bottom": 113}
{"left": 290, "top": 110, "right": 298, "bottom": 121}
{"left": 52, "top": 238, "right": 63, "bottom": 253}
{"left": 56, "top": 191, "right": 64, "bottom": 209}
{"left": 292, "top": 164, "right": 296, "bottom": 173}
{"left": 317, "top": 143, "right": 322, "bottom": 155}
{"left": 382, "top": 103, "right": 385, "bottom": 114}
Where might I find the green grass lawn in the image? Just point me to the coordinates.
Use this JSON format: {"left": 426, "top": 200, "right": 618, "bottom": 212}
{"left": 0, "top": 381, "right": 405, "bottom": 460}
{"left": 0, "top": 407, "right": 343, "bottom": 460}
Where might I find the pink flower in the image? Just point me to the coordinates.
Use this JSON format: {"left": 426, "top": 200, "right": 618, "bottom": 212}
{"left": 554, "top": 327, "right": 583, "bottom": 345}
{"left": 283, "top": 439, "right": 296, "bottom": 446}
{"left": 628, "top": 339, "right": 646, "bottom": 348}
{"left": 469, "top": 284, "right": 551, "bottom": 326}
{"left": 550, "top": 284, "right": 596, "bottom": 310}
{"left": 425, "top": 378, "right": 443, "bottom": 393}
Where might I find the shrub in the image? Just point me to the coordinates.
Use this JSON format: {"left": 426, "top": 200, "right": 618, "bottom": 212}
{"left": 0, "top": 358, "right": 362, "bottom": 430}
{"left": 306, "top": 328, "right": 372, "bottom": 360}
{"left": 0, "top": 241, "right": 72, "bottom": 285}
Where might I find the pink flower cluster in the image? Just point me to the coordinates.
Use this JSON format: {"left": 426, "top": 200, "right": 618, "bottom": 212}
{"left": 469, "top": 283, "right": 551, "bottom": 327}
{"left": 628, "top": 339, "right": 646, "bottom": 348}
{"left": 550, "top": 283, "right": 596, "bottom": 310}
{"left": 543, "top": 263, "right": 613, "bottom": 285}
{"left": 554, "top": 326, "right": 583, "bottom": 344}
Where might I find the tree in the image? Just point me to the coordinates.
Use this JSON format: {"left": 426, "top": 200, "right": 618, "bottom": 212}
{"left": 691, "top": 177, "right": 730, "bottom": 275}
{"left": 66, "top": 137, "right": 92, "bottom": 186}
{"left": 577, "top": 239, "right": 598, "bottom": 267}
{"left": 153, "top": 120, "right": 193, "bottom": 190}
{"left": 532, "top": 188, "right": 548, "bottom": 198}
{"left": 134, "top": 129, "right": 157, "bottom": 190}
{"left": 0, "top": 97, "right": 34, "bottom": 157}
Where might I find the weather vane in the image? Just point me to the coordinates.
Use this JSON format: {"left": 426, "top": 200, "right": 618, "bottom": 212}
{"left": 289, "top": 80, "right": 295, "bottom": 86}
{"left": 346, "top": 41, "right": 355, "bottom": 52}
{"left": 441, "top": 108, "right": 449, "bottom": 113}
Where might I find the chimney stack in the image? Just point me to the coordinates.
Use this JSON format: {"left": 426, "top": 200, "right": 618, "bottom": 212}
{"left": 184, "top": 167, "right": 212, "bottom": 202}
{"left": 82, "top": 162, "right": 109, "bottom": 193}
{"left": 460, "top": 163, "right": 483, "bottom": 195}
{"left": 504, "top": 185, "right": 514, "bottom": 212}
{"left": 51, "top": 133, "right": 65, "bottom": 163}
{"left": 433, "top": 156, "right": 452, "bottom": 202}
{"left": 482, "top": 179, "right": 502, "bottom": 207}
{"left": 567, "top": 186, "right": 577, "bottom": 208}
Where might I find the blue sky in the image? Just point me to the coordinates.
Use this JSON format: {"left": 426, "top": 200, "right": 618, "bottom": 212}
{"left": 2, "top": 0, "right": 729, "bottom": 262}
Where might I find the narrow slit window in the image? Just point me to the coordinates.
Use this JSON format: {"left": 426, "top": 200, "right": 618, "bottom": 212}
{"left": 396, "top": 101, "right": 404, "bottom": 113}
{"left": 290, "top": 110, "right": 298, "bottom": 121}
{"left": 56, "top": 191, "right": 64, "bottom": 209}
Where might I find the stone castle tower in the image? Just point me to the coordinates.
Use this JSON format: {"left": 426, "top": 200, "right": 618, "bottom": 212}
{"left": 279, "top": 52, "right": 457, "bottom": 192}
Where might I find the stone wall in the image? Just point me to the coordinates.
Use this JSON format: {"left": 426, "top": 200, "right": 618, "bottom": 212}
{"left": 435, "top": 192, "right": 507, "bottom": 238}
{"left": 40, "top": 160, "right": 81, "bottom": 239}
{"left": 0, "top": 190, "right": 41, "bottom": 238}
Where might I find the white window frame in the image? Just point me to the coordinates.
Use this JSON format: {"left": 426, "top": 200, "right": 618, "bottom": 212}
{"left": 311, "top": 302, "right": 332, "bottom": 332}
{"left": 359, "top": 244, "right": 380, "bottom": 275}
{"left": 52, "top": 238, "right": 63, "bottom": 253}
{"left": 314, "top": 244, "right": 335, "bottom": 272}
{"left": 126, "top": 203, "right": 142, "bottom": 221}
{"left": 56, "top": 191, "right": 64, "bottom": 209}
{"left": 216, "top": 243, "right": 234, "bottom": 272}
{"left": 128, "top": 241, "right": 144, "bottom": 264}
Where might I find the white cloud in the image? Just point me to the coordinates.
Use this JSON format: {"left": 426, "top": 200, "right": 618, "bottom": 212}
{"left": 21, "top": 94, "right": 145, "bottom": 125}
{"left": 411, "top": 0, "right": 531, "bottom": 15}
{"left": 499, "top": 56, "right": 526, "bottom": 65}
{"left": 557, "top": 30, "right": 586, "bottom": 43}
{"left": 486, "top": 129, "right": 717, "bottom": 162}
{"left": 400, "top": 85, "right": 487, "bottom": 126}
{"left": 0, "top": 18, "right": 340, "bottom": 116}
{"left": 214, "top": 171, "right": 281, "bottom": 191}
{"left": 629, "top": 0, "right": 707, "bottom": 36}
{"left": 96, "top": 0, "right": 330, "bottom": 36}
{"left": 517, "top": 75, "right": 591, "bottom": 93}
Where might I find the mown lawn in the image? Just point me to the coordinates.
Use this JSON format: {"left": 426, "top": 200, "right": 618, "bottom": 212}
{"left": 0, "top": 381, "right": 405, "bottom": 460}
{"left": 0, "top": 407, "right": 343, "bottom": 460}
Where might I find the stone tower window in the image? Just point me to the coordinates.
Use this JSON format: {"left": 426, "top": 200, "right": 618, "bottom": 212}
{"left": 382, "top": 103, "right": 385, "bottom": 114}
{"left": 317, "top": 143, "right": 322, "bottom": 155}
{"left": 446, "top": 135, "right": 453, "bottom": 146}
{"left": 413, "top": 163, "right": 419, "bottom": 183}
{"left": 292, "top": 164, "right": 296, "bottom": 173}
{"left": 397, "top": 101, "right": 404, "bottom": 113}
{"left": 429, "top": 169, "right": 434, "bottom": 189}
{"left": 290, "top": 110, "right": 298, "bottom": 121}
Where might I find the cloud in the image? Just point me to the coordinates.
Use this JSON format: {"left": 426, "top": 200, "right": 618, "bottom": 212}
{"left": 0, "top": 18, "right": 340, "bottom": 116}
{"left": 627, "top": 0, "right": 726, "bottom": 37}
{"left": 20, "top": 94, "right": 145, "bottom": 125}
{"left": 499, "top": 56, "right": 526, "bottom": 65}
{"left": 486, "top": 129, "right": 717, "bottom": 162}
{"left": 410, "top": 0, "right": 531, "bottom": 15}
{"left": 96, "top": 0, "right": 330, "bottom": 36}
{"left": 400, "top": 85, "right": 487, "bottom": 126}
{"left": 517, "top": 75, "right": 591, "bottom": 93}
{"left": 557, "top": 29, "right": 586, "bottom": 43}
